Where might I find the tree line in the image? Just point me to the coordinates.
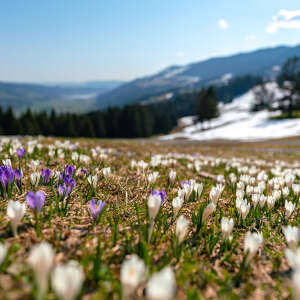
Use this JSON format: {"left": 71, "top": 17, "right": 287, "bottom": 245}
{"left": 0, "top": 104, "right": 175, "bottom": 138}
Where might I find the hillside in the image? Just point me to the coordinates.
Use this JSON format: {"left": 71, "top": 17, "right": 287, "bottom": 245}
{"left": 161, "top": 82, "right": 300, "bottom": 141}
{"left": 95, "top": 44, "right": 300, "bottom": 109}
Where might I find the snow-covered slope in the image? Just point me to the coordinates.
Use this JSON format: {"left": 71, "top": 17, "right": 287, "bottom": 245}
{"left": 161, "top": 82, "right": 300, "bottom": 141}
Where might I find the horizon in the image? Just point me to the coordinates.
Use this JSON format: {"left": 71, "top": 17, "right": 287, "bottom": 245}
{"left": 1, "top": 0, "right": 300, "bottom": 83}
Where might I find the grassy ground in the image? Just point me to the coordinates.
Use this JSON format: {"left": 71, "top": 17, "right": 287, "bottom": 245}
{"left": 0, "top": 136, "right": 300, "bottom": 299}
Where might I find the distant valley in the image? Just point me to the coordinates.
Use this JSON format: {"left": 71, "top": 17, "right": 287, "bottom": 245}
{"left": 1, "top": 43, "right": 300, "bottom": 113}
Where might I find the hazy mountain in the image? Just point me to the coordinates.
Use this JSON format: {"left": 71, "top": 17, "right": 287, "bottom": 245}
{"left": 0, "top": 80, "right": 124, "bottom": 113}
{"left": 95, "top": 44, "right": 300, "bottom": 109}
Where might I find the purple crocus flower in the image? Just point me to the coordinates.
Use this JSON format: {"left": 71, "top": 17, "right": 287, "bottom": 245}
{"left": 16, "top": 148, "right": 26, "bottom": 159}
{"left": 58, "top": 178, "right": 76, "bottom": 199}
{"left": 14, "top": 169, "right": 22, "bottom": 189}
{"left": 151, "top": 189, "right": 166, "bottom": 204}
{"left": 41, "top": 168, "right": 51, "bottom": 184}
{"left": 58, "top": 184, "right": 65, "bottom": 196}
{"left": 0, "top": 165, "right": 15, "bottom": 192}
{"left": 90, "top": 198, "right": 106, "bottom": 222}
{"left": 65, "top": 165, "right": 76, "bottom": 178}
{"left": 26, "top": 190, "right": 45, "bottom": 212}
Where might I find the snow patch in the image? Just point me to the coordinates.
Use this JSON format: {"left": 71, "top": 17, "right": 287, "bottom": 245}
{"left": 161, "top": 82, "right": 300, "bottom": 141}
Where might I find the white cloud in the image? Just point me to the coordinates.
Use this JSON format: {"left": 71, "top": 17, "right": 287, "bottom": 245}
{"left": 175, "top": 51, "right": 185, "bottom": 58}
{"left": 245, "top": 35, "right": 256, "bottom": 41}
{"left": 278, "top": 9, "right": 300, "bottom": 20}
{"left": 266, "top": 9, "right": 300, "bottom": 33}
{"left": 218, "top": 19, "right": 228, "bottom": 30}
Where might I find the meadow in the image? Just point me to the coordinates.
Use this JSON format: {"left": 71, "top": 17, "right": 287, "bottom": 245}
{"left": 0, "top": 136, "right": 300, "bottom": 299}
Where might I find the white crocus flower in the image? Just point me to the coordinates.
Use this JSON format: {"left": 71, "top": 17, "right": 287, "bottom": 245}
{"left": 148, "top": 172, "right": 159, "bottom": 184}
{"left": 251, "top": 194, "right": 260, "bottom": 207}
{"left": 147, "top": 193, "right": 161, "bottom": 242}
{"left": 285, "top": 248, "right": 300, "bottom": 269}
{"left": 209, "top": 184, "right": 224, "bottom": 204}
{"left": 244, "top": 231, "right": 263, "bottom": 263}
{"left": 182, "top": 182, "right": 193, "bottom": 200}
{"left": 121, "top": 254, "right": 146, "bottom": 298}
{"left": 236, "top": 189, "right": 245, "bottom": 200}
{"left": 259, "top": 195, "right": 267, "bottom": 208}
{"left": 236, "top": 198, "right": 250, "bottom": 220}
{"left": 168, "top": 170, "right": 176, "bottom": 184}
{"left": 146, "top": 266, "right": 176, "bottom": 300}
{"left": 29, "top": 160, "right": 40, "bottom": 171}
{"left": 0, "top": 243, "right": 7, "bottom": 265}
{"left": 29, "top": 242, "right": 54, "bottom": 300}
{"left": 30, "top": 172, "right": 40, "bottom": 187}
{"left": 7, "top": 200, "right": 26, "bottom": 236}
{"left": 282, "top": 187, "right": 290, "bottom": 198}
{"left": 176, "top": 215, "right": 189, "bottom": 244}
{"left": 266, "top": 195, "right": 276, "bottom": 209}
{"left": 221, "top": 217, "right": 234, "bottom": 240}
{"left": 285, "top": 200, "right": 296, "bottom": 218}
{"left": 87, "top": 174, "right": 98, "bottom": 189}
{"left": 292, "top": 184, "right": 300, "bottom": 196}
{"left": 246, "top": 185, "right": 254, "bottom": 197}
{"left": 2, "top": 159, "right": 12, "bottom": 166}
{"left": 202, "top": 202, "right": 216, "bottom": 222}
{"left": 283, "top": 225, "right": 299, "bottom": 250}
{"left": 148, "top": 194, "right": 161, "bottom": 220}
{"left": 51, "top": 260, "right": 84, "bottom": 300}
{"left": 236, "top": 181, "right": 245, "bottom": 190}
{"left": 102, "top": 167, "right": 111, "bottom": 178}
{"left": 71, "top": 152, "right": 79, "bottom": 162}
{"left": 172, "top": 197, "right": 183, "bottom": 216}
{"left": 193, "top": 183, "right": 203, "bottom": 200}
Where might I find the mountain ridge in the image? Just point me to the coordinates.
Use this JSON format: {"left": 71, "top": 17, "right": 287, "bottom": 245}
{"left": 95, "top": 43, "right": 300, "bottom": 109}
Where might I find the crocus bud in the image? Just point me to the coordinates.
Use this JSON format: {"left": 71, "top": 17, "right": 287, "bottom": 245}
{"left": 30, "top": 172, "right": 40, "bottom": 187}
{"left": 51, "top": 260, "right": 84, "bottom": 300}
{"left": 0, "top": 243, "right": 7, "bottom": 265}
{"left": 146, "top": 266, "right": 176, "bottom": 300}
{"left": 202, "top": 202, "right": 216, "bottom": 222}
{"left": 283, "top": 225, "right": 299, "bottom": 251}
{"left": 7, "top": 200, "right": 26, "bottom": 236}
{"left": 193, "top": 183, "right": 203, "bottom": 200}
{"left": 121, "top": 254, "right": 146, "bottom": 298}
{"left": 244, "top": 231, "right": 263, "bottom": 263}
{"left": 221, "top": 217, "right": 234, "bottom": 240}
{"left": 266, "top": 195, "right": 276, "bottom": 209}
{"left": 285, "top": 200, "right": 296, "bottom": 218}
{"left": 29, "top": 242, "right": 54, "bottom": 300}
{"left": 176, "top": 215, "right": 189, "bottom": 244}
{"left": 168, "top": 170, "right": 176, "bottom": 184}
{"left": 148, "top": 194, "right": 161, "bottom": 220}
{"left": 87, "top": 174, "right": 98, "bottom": 189}
{"left": 172, "top": 197, "right": 183, "bottom": 216}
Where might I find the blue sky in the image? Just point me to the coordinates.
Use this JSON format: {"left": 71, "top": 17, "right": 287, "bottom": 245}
{"left": 0, "top": 0, "right": 300, "bottom": 83}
